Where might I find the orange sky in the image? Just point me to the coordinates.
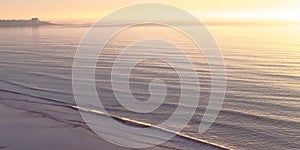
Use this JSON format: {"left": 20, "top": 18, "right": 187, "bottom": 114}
{"left": 1, "top": 0, "right": 300, "bottom": 23}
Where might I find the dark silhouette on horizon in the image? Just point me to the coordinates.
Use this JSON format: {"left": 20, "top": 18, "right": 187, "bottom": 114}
{"left": 0, "top": 18, "right": 55, "bottom": 27}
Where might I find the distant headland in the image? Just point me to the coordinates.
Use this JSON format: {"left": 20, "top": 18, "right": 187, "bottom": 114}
{"left": 0, "top": 18, "right": 56, "bottom": 27}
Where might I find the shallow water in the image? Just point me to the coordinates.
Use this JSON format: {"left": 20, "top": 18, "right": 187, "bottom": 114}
{"left": 0, "top": 25, "right": 299, "bottom": 150}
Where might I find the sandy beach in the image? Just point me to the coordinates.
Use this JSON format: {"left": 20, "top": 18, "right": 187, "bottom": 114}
{"left": 0, "top": 104, "right": 128, "bottom": 150}
{"left": 0, "top": 103, "right": 227, "bottom": 150}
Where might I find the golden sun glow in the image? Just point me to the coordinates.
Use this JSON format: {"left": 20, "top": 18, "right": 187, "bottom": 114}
{"left": 1, "top": 0, "right": 300, "bottom": 23}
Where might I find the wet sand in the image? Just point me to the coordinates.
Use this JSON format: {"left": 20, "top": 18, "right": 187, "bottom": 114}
{"left": 0, "top": 103, "right": 226, "bottom": 150}
{"left": 0, "top": 104, "right": 125, "bottom": 150}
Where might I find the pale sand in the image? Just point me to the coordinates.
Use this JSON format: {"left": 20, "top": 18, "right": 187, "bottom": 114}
{"left": 0, "top": 104, "right": 126, "bottom": 150}
{"left": 0, "top": 104, "right": 226, "bottom": 150}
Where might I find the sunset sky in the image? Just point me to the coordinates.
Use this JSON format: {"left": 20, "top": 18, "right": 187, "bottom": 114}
{"left": 1, "top": 0, "right": 300, "bottom": 23}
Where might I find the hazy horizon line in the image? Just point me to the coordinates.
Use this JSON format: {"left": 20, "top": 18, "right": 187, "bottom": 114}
{"left": 1, "top": 17, "right": 300, "bottom": 27}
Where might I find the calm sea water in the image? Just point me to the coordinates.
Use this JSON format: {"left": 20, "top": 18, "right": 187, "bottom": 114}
{"left": 0, "top": 25, "right": 299, "bottom": 150}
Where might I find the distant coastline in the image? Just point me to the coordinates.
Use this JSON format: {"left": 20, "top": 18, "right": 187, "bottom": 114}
{"left": 0, "top": 18, "right": 56, "bottom": 27}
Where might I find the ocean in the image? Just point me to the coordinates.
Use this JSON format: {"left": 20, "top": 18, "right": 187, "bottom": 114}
{"left": 0, "top": 24, "right": 299, "bottom": 150}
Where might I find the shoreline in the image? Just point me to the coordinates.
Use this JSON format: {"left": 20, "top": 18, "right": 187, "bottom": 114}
{"left": 0, "top": 103, "right": 125, "bottom": 150}
{"left": 0, "top": 88, "right": 230, "bottom": 150}
{"left": 0, "top": 102, "right": 229, "bottom": 150}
